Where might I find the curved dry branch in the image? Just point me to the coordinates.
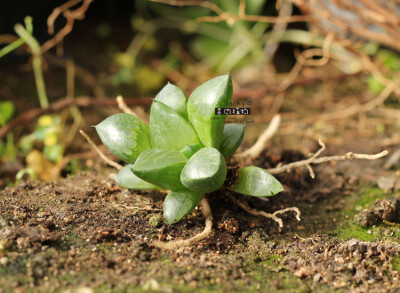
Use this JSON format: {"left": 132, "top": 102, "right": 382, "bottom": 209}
{"left": 152, "top": 197, "right": 213, "bottom": 250}
{"left": 234, "top": 114, "right": 281, "bottom": 160}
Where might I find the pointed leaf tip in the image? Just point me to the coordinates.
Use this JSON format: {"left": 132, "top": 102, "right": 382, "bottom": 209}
{"left": 232, "top": 166, "right": 283, "bottom": 197}
{"left": 187, "top": 74, "right": 233, "bottom": 148}
{"left": 163, "top": 190, "right": 204, "bottom": 224}
{"left": 154, "top": 83, "right": 188, "bottom": 119}
{"left": 115, "top": 164, "right": 160, "bottom": 190}
{"left": 95, "top": 113, "right": 151, "bottom": 164}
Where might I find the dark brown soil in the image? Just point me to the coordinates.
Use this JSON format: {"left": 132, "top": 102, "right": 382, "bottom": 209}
{"left": 1, "top": 147, "right": 400, "bottom": 292}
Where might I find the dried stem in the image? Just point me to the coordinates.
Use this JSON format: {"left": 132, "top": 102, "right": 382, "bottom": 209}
{"left": 266, "top": 139, "right": 388, "bottom": 177}
{"left": 151, "top": 0, "right": 310, "bottom": 25}
{"left": 116, "top": 95, "right": 138, "bottom": 116}
{"left": 79, "top": 130, "right": 122, "bottom": 170}
{"left": 235, "top": 114, "right": 281, "bottom": 159}
{"left": 116, "top": 96, "right": 150, "bottom": 124}
{"left": 227, "top": 194, "right": 301, "bottom": 229}
{"left": 152, "top": 197, "right": 213, "bottom": 250}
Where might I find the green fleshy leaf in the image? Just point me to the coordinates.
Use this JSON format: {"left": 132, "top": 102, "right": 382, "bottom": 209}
{"left": 179, "top": 142, "right": 204, "bottom": 159}
{"left": 219, "top": 123, "right": 244, "bottom": 158}
{"left": 163, "top": 190, "right": 204, "bottom": 224}
{"left": 187, "top": 74, "right": 233, "bottom": 148}
{"left": 155, "top": 83, "right": 188, "bottom": 119}
{"left": 95, "top": 113, "right": 151, "bottom": 164}
{"left": 181, "top": 147, "right": 227, "bottom": 193}
{"left": 132, "top": 149, "right": 187, "bottom": 190}
{"left": 150, "top": 100, "right": 200, "bottom": 151}
{"left": 115, "top": 164, "right": 161, "bottom": 190}
{"left": 232, "top": 166, "right": 283, "bottom": 197}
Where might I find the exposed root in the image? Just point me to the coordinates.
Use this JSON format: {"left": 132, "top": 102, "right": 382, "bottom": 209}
{"left": 235, "top": 114, "right": 281, "bottom": 160}
{"left": 266, "top": 139, "right": 388, "bottom": 178}
{"left": 227, "top": 194, "right": 301, "bottom": 230}
{"left": 152, "top": 197, "right": 213, "bottom": 250}
{"left": 79, "top": 130, "right": 122, "bottom": 170}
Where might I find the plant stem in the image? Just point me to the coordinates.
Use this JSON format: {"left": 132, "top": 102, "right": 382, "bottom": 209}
{"left": 0, "top": 17, "right": 33, "bottom": 58}
{"left": 14, "top": 20, "right": 49, "bottom": 109}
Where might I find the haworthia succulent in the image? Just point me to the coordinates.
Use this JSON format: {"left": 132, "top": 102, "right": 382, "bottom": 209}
{"left": 187, "top": 74, "right": 233, "bottom": 148}
{"left": 150, "top": 100, "right": 200, "bottom": 151}
{"left": 232, "top": 166, "right": 283, "bottom": 197}
{"left": 154, "top": 83, "right": 188, "bottom": 119}
{"left": 115, "top": 164, "right": 160, "bottom": 190}
{"left": 163, "top": 190, "right": 204, "bottom": 224}
{"left": 95, "top": 113, "right": 151, "bottom": 164}
{"left": 219, "top": 123, "right": 244, "bottom": 158}
{"left": 181, "top": 147, "right": 227, "bottom": 193}
{"left": 131, "top": 148, "right": 187, "bottom": 190}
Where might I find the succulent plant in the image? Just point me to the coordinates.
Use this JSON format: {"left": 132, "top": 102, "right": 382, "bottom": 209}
{"left": 95, "top": 74, "right": 283, "bottom": 224}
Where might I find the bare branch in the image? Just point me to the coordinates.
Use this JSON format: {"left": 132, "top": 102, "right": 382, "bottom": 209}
{"left": 152, "top": 197, "right": 213, "bottom": 249}
{"left": 266, "top": 139, "right": 388, "bottom": 176}
{"left": 79, "top": 130, "right": 122, "bottom": 170}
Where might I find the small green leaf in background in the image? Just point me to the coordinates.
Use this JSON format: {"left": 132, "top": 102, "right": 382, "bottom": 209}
{"left": 95, "top": 113, "right": 151, "bottom": 164}
{"left": 43, "top": 144, "right": 63, "bottom": 162}
{"left": 155, "top": 83, "right": 188, "bottom": 119}
{"left": 163, "top": 189, "right": 204, "bottom": 224}
{"left": 132, "top": 148, "right": 187, "bottom": 190}
{"left": 219, "top": 123, "right": 244, "bottom": 158}
{"left": 150, "top": 100, "right": 200, "bottom": 151}
{"left": 367, "top": 76, "right": 385, "bottom": 94}
{"left": 115, "top": 164, "right": 160, "bottom": 190}
{"left": 179, "top": 142, "right": 203, "bottom": 159}
{"left": 181, "top": 147, "right": 227, "bottom": 193}
{"left": 0, "top": 101, "right": 15, "bottom": 126}
{"left": 187, "top": 74, "right": 233, "bottom": 148}
{"left": 232, "top": 166, "right": 283, "bottom": 197}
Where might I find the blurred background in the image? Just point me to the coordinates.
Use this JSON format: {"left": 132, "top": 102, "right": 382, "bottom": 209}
{"left": 1, "top": 0, "right": 400, "bottom": 187}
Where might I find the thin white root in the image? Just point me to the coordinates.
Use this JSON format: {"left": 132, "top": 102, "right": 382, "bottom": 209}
{"left": 79, "top": 129, "right": 122, "bottom": 170}
{"left": 266, "top": 139, "right": 388, "bottom": 178}
{"left": 116, "top": 95, "right": 149, "bottom": 124}
{"left": 235, "top": 114, "right": 281, "bottom": 159}
{"left": 152, "top": 197, "right": 213, "bottom": 250}
{"left": 228, "top": 194, "right": 301, "bottom": 228}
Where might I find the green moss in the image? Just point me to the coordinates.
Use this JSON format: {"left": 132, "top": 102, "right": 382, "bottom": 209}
{"left": 392, "top": 257, "right": 400, "bottom": 272}
{"left": 333, "top": 187, "right": 400, "bottom": 242}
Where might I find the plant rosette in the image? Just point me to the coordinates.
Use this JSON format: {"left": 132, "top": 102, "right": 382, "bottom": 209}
{"left": 95, "top": 74, "right": 283, "bottom": 224}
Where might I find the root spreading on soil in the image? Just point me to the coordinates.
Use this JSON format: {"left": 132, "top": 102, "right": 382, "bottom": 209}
{"left": 152, "top": 197, "right": 213, "bottom": 250}
{"left": 227, "top": 193, "right": 301, "bottom": 229}
{"left": 266, "top": 139, "right": 388, "bottom": 178}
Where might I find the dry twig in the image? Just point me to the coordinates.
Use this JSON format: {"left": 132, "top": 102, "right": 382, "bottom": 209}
{"left": 0, "top": 96, "right": 152, "bottom": 139}
{"left": 79, "top": 130, "right": 122, "bottom": 170}
{"left": 151, "top": 0, "right": 310, "bottom": 25}
{"left": 266, "top": 139, "right": 388, "bottom": 178}
{"left": 42, "top": 0, "right": 94, "bottom": 54}
{"left": 235, "top": 114, "right": 281, "bottom": 159}
{"left": 227, "top": 194, "right": 301, "bottom": 229}
{"left": 153, "top": 197, "right": 213, "bottom": 249}
{"left": 116, "top": 95, "right": 149, "bottom": 124}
